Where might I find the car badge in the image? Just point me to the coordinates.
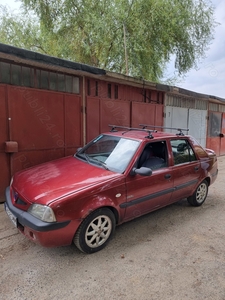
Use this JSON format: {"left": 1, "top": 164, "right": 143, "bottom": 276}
{"left": 14, "top": 191, "right": 19, "bottom": 201}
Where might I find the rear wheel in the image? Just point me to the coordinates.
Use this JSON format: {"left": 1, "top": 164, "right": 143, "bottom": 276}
{"left": 187, "top": 180, "right": 208, "bottom": 206}
{"left": 74, "top": 208, "right": 116, "bottom": 254}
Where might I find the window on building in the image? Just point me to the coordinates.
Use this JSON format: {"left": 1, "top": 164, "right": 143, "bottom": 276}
{"left": 58, "top": 74, "right": 65, "bottom": 92}
{"left": 0, "top": 61, "right": 80, "bottom": 94}
{"left": 49, "top": 72, "right": 57, "bottom": 91}
{"left": 22, "top": 66, "right": 34, "bottom": 87}
{"left": 65, "top": 75, "right": 73, "bottom": 93}
{"left": 40, "top": 70, "right": 49, "bottom": 89}
{"left": 11, "top": 64, "right": 21, "bottom": 86}
{"left": 0, "top": 62, "right": 10, "bottom": 83}
{"left": 72, "top": 77, "right": 79, "bottom": 94}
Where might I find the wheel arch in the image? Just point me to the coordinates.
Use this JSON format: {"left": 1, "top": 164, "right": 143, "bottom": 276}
{"left": 107, "top": 206, "right": 119, "bottom": 224}
{"left": 79, "top": 196, "right": 121, "bottom": 225}
{"left": 83, "top": 205, "right": 119, "bottom": 224}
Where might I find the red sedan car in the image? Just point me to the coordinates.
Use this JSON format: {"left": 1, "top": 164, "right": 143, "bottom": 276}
{"left": 5, "top": 125, "right": 218, "bottom": 253}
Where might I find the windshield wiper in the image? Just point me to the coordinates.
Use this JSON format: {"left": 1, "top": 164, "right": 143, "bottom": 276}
{"left": 79, "top": 153, "right": 109, "bottom": 170}
{"left": 91, "top": 157, "right": 109, "bottom": 170}
{"left": 83, "top": 153, "right": 91, "bottom": 164}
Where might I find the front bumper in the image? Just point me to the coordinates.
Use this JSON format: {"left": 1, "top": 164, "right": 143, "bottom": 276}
{"left": 5, "top": 187, "right": 70, "bottom": 231}
{"left": 5, "top": 187, "right": 80, "bottom": 247}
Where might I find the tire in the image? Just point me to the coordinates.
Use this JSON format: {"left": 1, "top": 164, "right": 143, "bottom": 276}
{"left": 73, "top": 208, "right": 116, "bottom": 254}
{"left": 187, "top": 180, "right": 208, "bottom": 207}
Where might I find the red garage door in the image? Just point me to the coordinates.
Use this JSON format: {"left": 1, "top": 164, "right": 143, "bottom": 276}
{"left": 131, "top": 102, "right": 163, "bottom": 128}
{"left": 0, "top": 85, "right": 82, "bottom": 201}
{"left": 207, "top": 111, "right": 222, "bottom": 156}
{"left": 87, "top": 97, "right": 131, "bottom": 142}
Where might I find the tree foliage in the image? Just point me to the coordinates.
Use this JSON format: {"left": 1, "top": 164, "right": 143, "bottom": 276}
{"left": 0, "top": 0, "right": 216, "bottom": 82}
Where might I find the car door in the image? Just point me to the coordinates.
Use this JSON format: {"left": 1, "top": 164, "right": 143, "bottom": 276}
{"left": 169, "top": 138, "right": 201, "bottom": 203}
{"left": 122, "top": 141, "right": 174, "bottom": 221}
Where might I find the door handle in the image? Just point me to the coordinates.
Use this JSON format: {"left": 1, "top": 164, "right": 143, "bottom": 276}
{"left": 164, "top": 174, "right": 171, "bottom": 179}
{"left": 194, "top": 166, "right": 199, "bottom": 171}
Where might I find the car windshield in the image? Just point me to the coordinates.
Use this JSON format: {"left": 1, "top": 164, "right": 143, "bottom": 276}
{"left": 76, "top": 134, "right": 140, "bottom": 173}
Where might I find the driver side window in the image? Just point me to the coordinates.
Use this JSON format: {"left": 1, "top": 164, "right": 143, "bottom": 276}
{"left": 138, "top": 141, "right": 168, "bottom": 170}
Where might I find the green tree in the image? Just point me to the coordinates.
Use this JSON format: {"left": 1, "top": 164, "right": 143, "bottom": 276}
{"left": 0, "top": 5, "right": 39, "bottom": 51}
{"left": 0, "top": 0, "right": 216, "bottom": 82}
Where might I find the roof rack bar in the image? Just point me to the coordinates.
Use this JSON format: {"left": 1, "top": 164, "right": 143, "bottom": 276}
{"left": 139, "top": 124, "right": 189, "bottom": 132}
{"left": 109, "top": 125, "right": 131, "bottom": 131}
{"left": 108, "top": 124, "right": 156, "bottom": 139}
{"left": 109, "top": 124, "right": 157, "bottom": 132}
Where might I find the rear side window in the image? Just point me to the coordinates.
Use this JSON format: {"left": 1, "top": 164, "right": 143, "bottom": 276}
{"left": 170, "top": 139, "right": 196, "bottom": 165}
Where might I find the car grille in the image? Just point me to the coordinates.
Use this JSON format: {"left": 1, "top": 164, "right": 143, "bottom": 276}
{"left": 13, "top": 190, "right": 27, "bottom": 206}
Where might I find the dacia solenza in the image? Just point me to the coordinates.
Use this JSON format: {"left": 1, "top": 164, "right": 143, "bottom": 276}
{"left": 5, "top": 125, "right": 218, "bottom": 253}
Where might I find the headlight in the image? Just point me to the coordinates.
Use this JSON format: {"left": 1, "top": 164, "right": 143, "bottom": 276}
{"left": 28, "top": 204, "right": 56, "bottom": 222}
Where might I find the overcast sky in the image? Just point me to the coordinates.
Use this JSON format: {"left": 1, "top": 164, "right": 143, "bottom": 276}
{"left": 176, "top": 0, "right": 225, "bottom": 99}
{"left": 0, "top": 0, "right": 224, "bottom": 99}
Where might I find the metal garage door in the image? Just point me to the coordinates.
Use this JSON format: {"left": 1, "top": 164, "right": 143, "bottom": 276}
{"left": 165, "top": 106, "right": 207, "bottom": 147}
{"left": 0, "top": 85, "right": 82, "bottom": 200}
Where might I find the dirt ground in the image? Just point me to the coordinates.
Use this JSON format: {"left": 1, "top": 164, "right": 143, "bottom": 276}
{"left": 0, "top": 156, "right": 225, "bottom": 300}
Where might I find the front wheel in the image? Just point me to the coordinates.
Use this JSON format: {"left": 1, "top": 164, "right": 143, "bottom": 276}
{"left": 73, "top": 208, "right": 116, "bottom": 254}
{"left": 187, "top": 180, "right": 208, "bottom": 206}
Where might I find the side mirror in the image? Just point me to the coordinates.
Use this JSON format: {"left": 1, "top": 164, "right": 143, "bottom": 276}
{"left": 131, "top": 167, "right": 152, "bottom": 176}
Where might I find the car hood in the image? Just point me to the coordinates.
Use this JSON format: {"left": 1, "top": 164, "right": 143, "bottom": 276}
{"left": 12, "top": 156, "right": 121, "bottom": 204}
